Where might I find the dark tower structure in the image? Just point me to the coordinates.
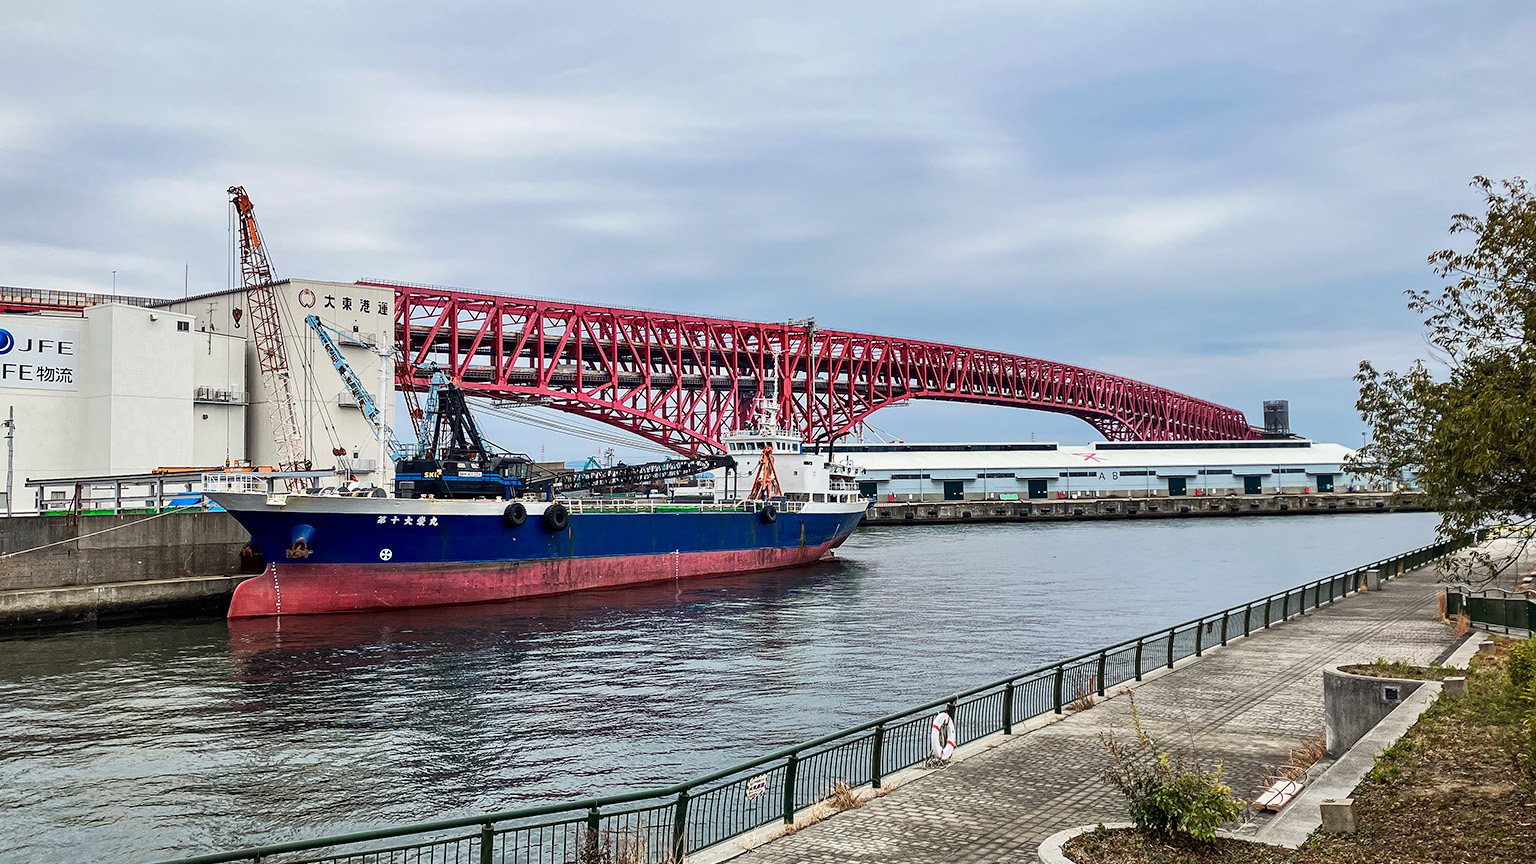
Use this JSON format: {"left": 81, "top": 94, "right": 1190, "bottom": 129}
{"left": 1263, "top": 400, "right": 1291, "bottom": 437}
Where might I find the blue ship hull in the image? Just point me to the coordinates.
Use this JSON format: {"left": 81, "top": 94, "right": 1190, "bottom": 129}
{"left": 212, "top": 493, "right": 867, "bottom": 617}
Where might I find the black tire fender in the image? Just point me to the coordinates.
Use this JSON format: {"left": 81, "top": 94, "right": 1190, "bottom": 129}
{"left": 542, "top": 503, "right": 570, "bottom": 532}
{"left": 759, "top": 503, "right": 777, "bottom": 524}
{"left": 503, "top": 502, "right": 527, "bottom": 528}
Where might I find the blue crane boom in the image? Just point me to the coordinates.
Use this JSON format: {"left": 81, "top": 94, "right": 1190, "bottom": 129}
{"left": 305, "top": 314, "right": 406, "bottom": 462}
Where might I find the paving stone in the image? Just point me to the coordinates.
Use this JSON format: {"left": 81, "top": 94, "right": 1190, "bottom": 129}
{"left": 739, "top": 565, "right": 1461, "bottom": 864}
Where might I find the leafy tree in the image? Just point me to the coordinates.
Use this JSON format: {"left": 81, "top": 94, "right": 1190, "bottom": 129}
{"left": 1351, "top": 176, "right": 1536, "bottom": 583}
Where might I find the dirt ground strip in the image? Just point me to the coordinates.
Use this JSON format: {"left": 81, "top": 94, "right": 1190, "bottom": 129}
{"left": 1065, "top": 640, "right": 1536, "bottom": 864}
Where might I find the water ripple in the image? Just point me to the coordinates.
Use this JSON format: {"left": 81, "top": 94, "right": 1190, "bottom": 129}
{"left": 0, "top": 513, "right": 1438, "bottom": 862}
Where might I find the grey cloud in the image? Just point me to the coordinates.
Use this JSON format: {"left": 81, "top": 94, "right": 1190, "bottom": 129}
{"left": 2, "top": 1, "right": 1534, "bottom": 452}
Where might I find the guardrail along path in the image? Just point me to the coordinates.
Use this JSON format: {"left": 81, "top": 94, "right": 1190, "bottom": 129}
{"left": 746, "top": 563, "right": 1462, "bottom": 864}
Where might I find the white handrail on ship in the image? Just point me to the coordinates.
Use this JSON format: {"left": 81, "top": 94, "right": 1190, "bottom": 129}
{"left": 204, "top": 473, "right": 269, "bottom": 494}
{"left": 556, "top": 499, "right": 809, "bottom": 515}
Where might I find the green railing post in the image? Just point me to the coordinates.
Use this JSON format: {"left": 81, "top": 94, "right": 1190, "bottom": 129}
{"left": 146, "top": 538, "right": 1488, "bottom": 864}
{"left": 782, "top": 753, "right": 798, "bottom": 825}
{"left": 672, "top": 788, "right": 690, "bottom": 862}
{"left": 946, "top": 697, "right": 959, "bottom": 738}
{"left": 871, "top": 723, "right": 886, "bottom": 787}
{"left": 583, "top": 808, "right": 600, "bottom": 864}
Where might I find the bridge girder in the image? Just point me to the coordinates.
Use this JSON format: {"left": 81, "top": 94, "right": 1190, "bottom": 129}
{"left": 376, "top": 281, "right": 1261, "bottom": 456}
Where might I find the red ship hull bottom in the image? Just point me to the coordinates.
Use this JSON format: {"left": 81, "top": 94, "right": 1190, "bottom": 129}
{"left": 228, "top": 542, "right": 842, "bottom": 618}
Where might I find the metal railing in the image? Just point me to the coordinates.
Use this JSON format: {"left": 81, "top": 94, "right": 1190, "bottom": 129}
{"left": 557, "top": 498, "right": 802, "bottom": 515}
{"left": 0, "top": 285, "right": 160, "bottom": 309}
{"left": 193, "top": 387, "right": 249, "bottom": 404}
{"left": 148, "top": 533, "right": 1476, "bottom": 864}
{"left": 20, "top": 471, "right": 342, "bottom": 515}
{"left": 558, "top": 497, "right": 865, "bottom": 514}
{"left": 1445, "top": 587, "right": 1534, "bottom": 636}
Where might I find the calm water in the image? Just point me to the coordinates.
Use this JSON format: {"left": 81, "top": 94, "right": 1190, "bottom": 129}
{"left": 0, "top": 512, "right": 1439, "bottom": 863}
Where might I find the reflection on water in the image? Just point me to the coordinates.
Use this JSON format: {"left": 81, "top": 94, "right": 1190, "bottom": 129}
{"left": 0, "top": 512, "right": 1439, "bottom": 862}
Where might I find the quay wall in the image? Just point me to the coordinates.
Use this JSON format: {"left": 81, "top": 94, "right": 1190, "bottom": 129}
{"left": 863, "top": 491, "right": 1426, "bottom": 525}
{"left": 0, "top": 492, "right": 1427, "bottom": 630}
{"left": 0, "top": 511, "right": 254, "bottom": 629}
{"left": 0, "top": 511, "right": 251, "bottom": 591}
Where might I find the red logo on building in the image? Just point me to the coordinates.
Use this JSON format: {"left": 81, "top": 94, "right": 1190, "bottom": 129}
{"left": 298, "top": 288, "right": 316, "bottom": 308}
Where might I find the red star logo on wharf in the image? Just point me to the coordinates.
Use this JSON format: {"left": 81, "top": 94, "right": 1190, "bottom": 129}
{"left": 1074, "top": 452, "right": 1107, "bottom": 463}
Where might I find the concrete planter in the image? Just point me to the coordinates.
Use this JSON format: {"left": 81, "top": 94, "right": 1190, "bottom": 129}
{"left": 1323, "top": 666, "right": 1427, "bottom": 757}
{"left": 1038, "top": 823, "right": 1134, "bottom": 864}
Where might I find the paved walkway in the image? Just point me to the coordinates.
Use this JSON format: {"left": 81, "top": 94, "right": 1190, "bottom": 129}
{"left": 740, "top": 563, "right": 1463, "bottom": 864}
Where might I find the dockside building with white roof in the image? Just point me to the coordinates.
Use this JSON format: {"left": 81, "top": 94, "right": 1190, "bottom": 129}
{"left": 838, "top": 440, "right": 1381, "bottom": 502}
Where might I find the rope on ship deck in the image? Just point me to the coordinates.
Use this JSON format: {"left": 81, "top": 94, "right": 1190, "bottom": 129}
{"left": 0, "top": 505, "right": 203, "bottom": 560}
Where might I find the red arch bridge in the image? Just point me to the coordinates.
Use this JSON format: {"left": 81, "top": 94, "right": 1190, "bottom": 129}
{"left": 369, "top": 280, "right": 1262, "bottom": 457}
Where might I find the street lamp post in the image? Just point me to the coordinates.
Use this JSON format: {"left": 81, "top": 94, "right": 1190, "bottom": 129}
{"left": 3, "top": 407, "right": 14, "bottom": 517}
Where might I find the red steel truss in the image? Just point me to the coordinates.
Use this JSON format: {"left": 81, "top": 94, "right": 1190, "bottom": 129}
{"left": 375, "top": 281, "right": 1261, "bottom": 456}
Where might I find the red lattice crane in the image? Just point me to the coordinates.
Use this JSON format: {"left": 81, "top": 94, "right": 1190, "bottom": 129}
{"left": 229, "top": 186, "right": 308, "bottom": 477}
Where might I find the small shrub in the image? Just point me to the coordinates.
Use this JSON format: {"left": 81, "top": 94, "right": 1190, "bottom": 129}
{"left": 825, "top": 781, "right": 863, "bottom": 812}
{"left": 1508, "top": 638, "right": 1536, "bottom": 694}
{"left": 1100, "top": 694, "right": 1245, "bottom": 841}
{"left": 1527, "top": 704, "right": 1536, "bottom": 776}
{"left": 1454, "top": 610, "right": 1473, "bottom": 637}
{"left": 579, "top": 826, "right": 648, "bottom": 864}
{"left": 1071, "top": 675, "right": 1097, "bottom": 711}
{"left": 1282, "top": 733, "right": 1328, "bottom": 782}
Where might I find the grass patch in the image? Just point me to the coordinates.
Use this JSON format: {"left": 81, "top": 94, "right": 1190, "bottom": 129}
{"left": 1065, "top": 640, "right": 1536, "bottom": 863}
{"left": 1338, "top": 657, "right": 1465, "bottom": 680}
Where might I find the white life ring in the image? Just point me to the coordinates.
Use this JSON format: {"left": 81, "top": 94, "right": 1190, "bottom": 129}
{"left": 930, "top": 711, "right": 957, "bottom": 760}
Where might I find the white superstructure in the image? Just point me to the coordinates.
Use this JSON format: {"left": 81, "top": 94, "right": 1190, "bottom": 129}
{"left": 716, "top": 398, "right": 866, "bottom": 507}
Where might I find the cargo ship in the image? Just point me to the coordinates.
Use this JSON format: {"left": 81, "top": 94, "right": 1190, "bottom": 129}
{"left": 212, "top": 394, "right": 869, "bottom": 618}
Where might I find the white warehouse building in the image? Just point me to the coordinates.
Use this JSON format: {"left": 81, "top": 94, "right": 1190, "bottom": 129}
{"left": 0, "top": 279, "right": 394, "bottom": 513}
{"left": 838, "top": 439, "right": 1379, "bottom": 502}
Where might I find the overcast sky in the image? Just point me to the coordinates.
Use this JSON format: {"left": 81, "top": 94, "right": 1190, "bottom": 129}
{"left": 3, "top": 1, "right": 1532, "bottom": 459}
